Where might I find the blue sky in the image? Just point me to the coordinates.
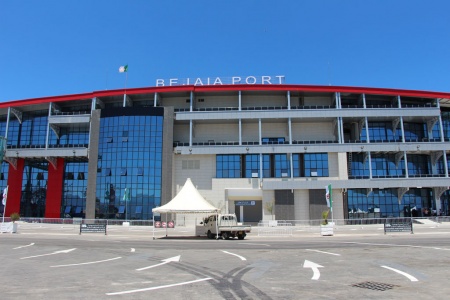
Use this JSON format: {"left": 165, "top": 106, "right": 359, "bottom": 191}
{"left": 1, "top": 0, "right": 449, "bottom": 102}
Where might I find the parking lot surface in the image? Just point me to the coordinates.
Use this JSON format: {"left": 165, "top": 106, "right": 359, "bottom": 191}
{"left": 1, "top": 222, "right": 450, "bottom": 299}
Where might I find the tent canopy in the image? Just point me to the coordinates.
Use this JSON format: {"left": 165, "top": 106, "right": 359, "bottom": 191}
{"left": 152, "top": 178, "right": 220, "bottom": 214}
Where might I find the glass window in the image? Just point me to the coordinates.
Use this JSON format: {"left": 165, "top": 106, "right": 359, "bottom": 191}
{"left": 245, "top": 154, "right": 260, "bottom": 178}
{"left": 216, "top": 155, "right": 241, "bottom": 178}
{"left": 304, "top": 153, "right": 328, "bottom": 177}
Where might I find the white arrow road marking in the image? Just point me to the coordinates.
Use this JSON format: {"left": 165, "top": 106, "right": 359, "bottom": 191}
{"left": 106, "top": 278, "right": 212, "bottom": 296}
{"left": 303, "top": 260, "right": 323, "bottom": 280}
{"left": 20, "top": 248, "right": 76, "bottom": 260}
{"left": 14, "top": 243, "right": 35, "bottom": 249}
{"left": 136, "top": 255, "right": 181, "bottom": 271}
{"left": 305, "top": 249, "right": 341, "bottom": 256}
{"left": 381, "top": 266, "right": 419, "bottom": 282}
{"left": 50, "top": 257, "right": 122, "bottom": 268}
{"left": 131, "top": 248, "right": 135, "bottom": 252}
{"left": 222, "top": 250, "right": 247, "bottom": 261}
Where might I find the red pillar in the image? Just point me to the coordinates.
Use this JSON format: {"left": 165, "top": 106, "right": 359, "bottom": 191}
{"left": 5, "top": 158, "right": 25, "bottom": 217}
{"left": 45, "top": 158, "right": 64, "bottom": 218}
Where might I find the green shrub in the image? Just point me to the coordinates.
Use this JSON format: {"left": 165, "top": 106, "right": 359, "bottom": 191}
{"left": 10, "top": 212, "right": 20, "bottom": 223}
{"left": 321, "top": 210, "right": 329, "bottom": 225}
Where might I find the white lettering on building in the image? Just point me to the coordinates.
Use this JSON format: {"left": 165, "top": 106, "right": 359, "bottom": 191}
{"left": 155, "top": 75, "right": 285, "bottom": 86}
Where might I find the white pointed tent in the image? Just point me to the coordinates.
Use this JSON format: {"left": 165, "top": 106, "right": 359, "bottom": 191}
{"left": 152, "top": 178, "right": 220, "bottom": 238}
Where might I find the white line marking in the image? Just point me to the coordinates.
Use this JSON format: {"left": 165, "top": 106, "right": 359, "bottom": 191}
{"left": 14, "top": 243, "right": 35, "bottom": 249}
{"left": 305, "top": 249, "right": 341, "bottom": 256}
{"left": 21, "top": 248, "right": 76, "bottom": 259}
{"left": 50, "top": 257, "right": 122, "bottom": 268}
{"left": 106, "top": 277, "right": 212, "bottom": 295}
{"left": 131, "top": 248, "right": 135, "bottom": 252}
{"left": 222, "top": 250, "right": 246, "bottom": 261}
{"left": 381, "top": 266, "right": 419, "bottom": 282}
{"left": 239, "top": 243, "right": 270, "bottom": 247}
{"left": 341, "top": 242, "right": 450, "bottom": 251}
{"left": 136, "top": 255, "right": 181, "bottom": 271}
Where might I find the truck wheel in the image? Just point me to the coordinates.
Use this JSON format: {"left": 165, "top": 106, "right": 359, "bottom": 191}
{"left": 222, "top": 232, "right": 230, "bottom": 240}
{"left": 207, "top": 230, "right": 213, "bottom": 239}
{"left": 237, "top": 234, "right": 245, "bottom": 240}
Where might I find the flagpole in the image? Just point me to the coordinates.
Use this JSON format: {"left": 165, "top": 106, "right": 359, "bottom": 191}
{"left": 2, "top": 185, "right": 8, "bottom": 224}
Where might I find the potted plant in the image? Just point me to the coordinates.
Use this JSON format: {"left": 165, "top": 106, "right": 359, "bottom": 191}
{"left": 320, "top": 209, "right": 334, "bottom": 236}
{"left": 10, "top": 212, "right": 20, "bottom": 233}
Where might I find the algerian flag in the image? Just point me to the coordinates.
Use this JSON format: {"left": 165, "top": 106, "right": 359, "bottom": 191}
{"left": 119, "top": 65, "right": 128, "bottom": 73}
{"left": 325, "top": 184, "right": 332, "bottom": 210}
{"left": 2, "top": 186, "right": 8, "bottom": 206}
{"left": 123, "top": 188, "right": 130, "bottom": 202}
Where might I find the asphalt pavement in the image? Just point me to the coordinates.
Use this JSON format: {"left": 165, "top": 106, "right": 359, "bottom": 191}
{"left": 1, "top": 221, "right": 450, "bottom": 299}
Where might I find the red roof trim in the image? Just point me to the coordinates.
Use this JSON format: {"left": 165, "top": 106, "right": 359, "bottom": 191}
{"left": 2, "top": 84, "right": 450, "bottom": 108}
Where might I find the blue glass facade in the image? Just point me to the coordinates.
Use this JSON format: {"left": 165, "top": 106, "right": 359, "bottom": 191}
{"left": 95, "top": 107, "right": 163, "bottom": 220}
{"left": 62, "top": 161, "right": 88, "bottom": 218}
{"left": 347, "top": 188, "right": 432, "bottom": 218}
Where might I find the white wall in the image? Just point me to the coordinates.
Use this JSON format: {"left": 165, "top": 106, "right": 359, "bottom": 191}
{"left": 294, "top": 190, "right": 310, "bottom": 220}
{"left": 161, "top": 96, "right": 189, "bottom": 109}
{"left": 242, "top": 123, "right": 260, "bottom": 141}
{"left": 193, "top": 123, "right": 239, "bottom": 142}
{"left": 303, "top": 96, "right": 333, "bottom": 106}
{"left": 243, "top": 95, "right": 286, "bottom": 107}
{"left": 173, "top": 124, "right": 189, "bottom": 143}
{"left": 292, "top": 122, "right": 335, "bottom": 141}
{"left": 195, "top": 95, "right": 238, "bottom": 109}
{"left": 261, "top": 122, "right": 288, "bottom": 139}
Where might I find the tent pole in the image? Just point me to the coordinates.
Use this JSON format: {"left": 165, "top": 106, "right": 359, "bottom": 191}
{"left": 152, "top": 214, "right": 155, "bottom": 240}
{"left": 165, "top": 213, "right": 168, "bottom": 237}
{"left": 216, "top": 211, "right": 219, "bottom": 240}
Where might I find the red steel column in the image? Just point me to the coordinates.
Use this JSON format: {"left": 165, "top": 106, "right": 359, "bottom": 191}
{"left": 45, "top": 158, "right": 64, "bottom": 218}
{"left": 5, "top": 158, "right": 25, "bottom": 216}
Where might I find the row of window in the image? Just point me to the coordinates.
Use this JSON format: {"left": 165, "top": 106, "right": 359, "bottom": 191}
{"left": 216, "top": 153, "right": 329, "bottom": 178}
{"left": 350, "top": 153, "right": 448, "bottom": 177}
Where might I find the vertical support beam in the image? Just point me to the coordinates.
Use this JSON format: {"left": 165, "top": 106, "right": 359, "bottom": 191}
{"left": 288, "top": 117, "right": 292, "bottom": 145}
{"left": 45, "top": 158, "right": 64, "bottom": 218}
{"left": 5, "top": 158, "right": 25, "bottom": 216}
{"left": 238, "top": 91, "right": 242, "bottom": 111}
{"left": 154, "top": 92, "right": 158, "bottom": 107}
{"left": 259, "top": 153, "right": 263, "bottom": 181}
{"left": 287, "top": 91, "right": 291, "bottom": 110}
{"left": 400, "top": 116, "right": 405, "bottom": 143}
{"left": 443, "top": 150, "right": 448, "bottom": 178}
{"left": 189, "top": 120, "right": 193, "bottom": 147}
{"left": 5, "top": 107, "right": 11, "bottom": 139}
{"left": 190, "top": 91, "right": 194, "bottom": 112}
{"left": 239, "top": 119, "right": 242, "bottom": 145}
{"left": 45, "top": 103, "right": 51, "bottom": 149}
{"left": 365, "top": 117, "right": 370, "bottom": 143}
{"left": 258, "top": 119, "right": 262, "bottom": 145}
{"left": 438, "top": 114, "right": 445, "bottom": 142}
{"left": 404, "top": 151, "right": 409, "bottom": 178}
{"left": 290, "top": 153, "right": 293, "bottom": 179}
{"left": 86, "top": 110, "right": 100, "bottom": 220}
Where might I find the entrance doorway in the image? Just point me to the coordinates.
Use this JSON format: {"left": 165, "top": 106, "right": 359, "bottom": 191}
{"left": 234, "top": 200, "right": 262, "bottom": 224}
